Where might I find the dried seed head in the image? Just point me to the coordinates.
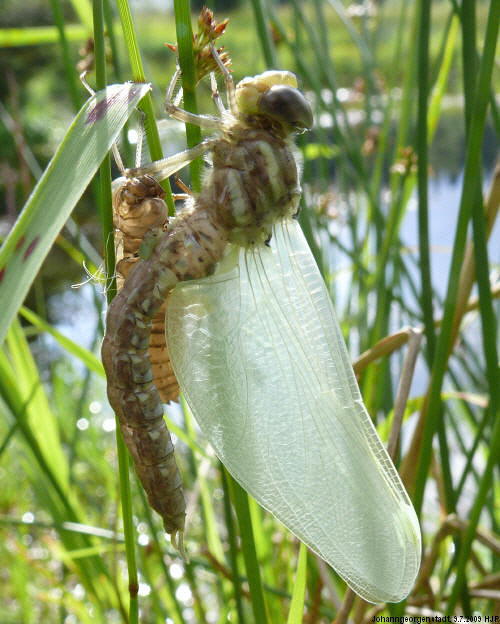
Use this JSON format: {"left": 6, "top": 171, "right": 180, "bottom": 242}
{"left": 166, "top": 7, "right": 231, "bottom": 84}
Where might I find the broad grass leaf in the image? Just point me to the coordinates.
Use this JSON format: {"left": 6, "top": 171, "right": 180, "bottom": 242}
{"left": 0, "top": 82, "right": 151, "bottom": 345}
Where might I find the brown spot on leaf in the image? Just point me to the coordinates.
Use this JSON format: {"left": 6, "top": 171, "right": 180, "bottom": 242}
{"left": 15, "top": 235, "right": 26, "bottom": 251}
{"left": 23, "top": 236, "right": 40, "bottom": 260}
{"left": 85, "top": 91, "right": 122, "bottom": 124}
{"left": 85, "top": 85, "right": 148, "bottom": 124}
{"left": 0, "top": 267, "right": 5, "bottom": 283}
{"left": 127, "top": 84, "right": 144, "bottom": 103}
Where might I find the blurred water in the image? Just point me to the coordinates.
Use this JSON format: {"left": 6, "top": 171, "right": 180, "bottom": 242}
{"left": 400, "top": 167, "right": 500, "bottom": 303}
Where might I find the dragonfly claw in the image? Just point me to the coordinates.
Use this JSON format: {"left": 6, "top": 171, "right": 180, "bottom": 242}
{"left": 171, "top": 530, "right": 188, "bottom": 562}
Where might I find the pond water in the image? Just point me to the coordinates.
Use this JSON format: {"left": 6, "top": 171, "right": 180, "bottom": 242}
{"left": 401, "top": 167, "right": 499, "bottom": 303}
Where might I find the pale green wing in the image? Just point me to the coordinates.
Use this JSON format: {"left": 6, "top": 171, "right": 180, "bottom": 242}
{"left": 167, "top": 219, "right": 421, "bottom": 603}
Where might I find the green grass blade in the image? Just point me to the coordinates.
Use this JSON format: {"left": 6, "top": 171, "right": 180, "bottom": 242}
{"left": 115, "top": 0, "right": 174, "bottom": 213}
{"left": 286, "top": 542, "right": 307, "bottom": 624}
{"left": 0, "top": 25, "right": 88, "bottom": 47}
{"left": 103, "top": 0, "right": 123, "bottom": 81}
{"left": 173, "top": 0, "right": 203, "bottom": 191}
{"left": 228, "top": 476, "right": 269, "bottom": 624}
{"left": 460, "top": 0, "right": 477, "bottom": 131}
{"left": 416, "top": 0, "right": 435, "bottom": 363}
{"left": 416, "top": 0, "right": 455, "bottom": 519}
{"left": 19, "top": 306, "right": 104, "bottom": 376}
{"left": 68, "top": 0, "right": 93, "bottom": 30}
{"left": 469, "top": 194, "right": 500, "bottom": 422}
{"left": 4, "top": 320, "right": 69, "bottom": 487}
{"left": 249, "top": 0, "right": 277, "bottom": 68}
{"left": 93, "top": 2, "right": 139, "bottom": 621}
{"left": 48, "top": 0, "right": 82, "bottom": 109}
{"left": 115, "top": 0, "right": 145, "bottom": 81}
{"left": 221, "top": 467, "right": 246, "bottom": 624}
{"left": 428, "top": 15, "right": 459, "bottom": 138}
{"left": 0, "top": 82, "right": 151, "bottom": 346}
{"left": 93, "top": 0, "right": 115, "bottom": 302}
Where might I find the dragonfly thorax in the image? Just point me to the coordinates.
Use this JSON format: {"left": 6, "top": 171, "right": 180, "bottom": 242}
{"left": 207, "top": 127, "right": 302, "bottom": 247}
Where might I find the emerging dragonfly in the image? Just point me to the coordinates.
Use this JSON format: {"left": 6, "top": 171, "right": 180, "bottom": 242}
{"left": 102, "top": 46, "right": 421, "bottom": 603}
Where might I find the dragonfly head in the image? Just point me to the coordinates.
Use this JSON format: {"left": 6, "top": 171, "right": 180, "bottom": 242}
{"left": 235, "top": 71, "right": 313, "bottom": 134}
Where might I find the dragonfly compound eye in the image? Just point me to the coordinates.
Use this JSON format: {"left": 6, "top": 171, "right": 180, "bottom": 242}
{"left": 258, "top": 85, "right": 313, "bottom": 132}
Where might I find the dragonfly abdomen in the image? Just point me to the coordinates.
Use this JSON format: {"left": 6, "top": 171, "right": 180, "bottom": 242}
{"left": 102, "top": 205, "right": 228, "bottom": 537}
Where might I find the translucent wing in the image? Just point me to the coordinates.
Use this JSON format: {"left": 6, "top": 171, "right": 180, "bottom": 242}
{"left": 167, "top": 219, "right": 421, "bottom": 603}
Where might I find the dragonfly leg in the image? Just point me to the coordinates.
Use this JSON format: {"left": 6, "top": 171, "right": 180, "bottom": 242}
{"left": 133, "top": 109, "right": 147, "bottom": 169}
{"left": 79, "top": 70, "right": 94, "bottom": 97}
{"left": 127, "top": 139, "right": 218, "bottom": 181}
{"left": 172, "top": 193, "right": 191, "bottom": 202}
{"left": 174, "top": 175, "right": 193, "bottom": 196}
{"left": 210, "top": 44, "right": 237, "bottom": 115}
{"left": 165, "top": 66, "right": 224, "bottom": 130}
{"left": 210, "top": 72, "right": 226, "bottom": 115}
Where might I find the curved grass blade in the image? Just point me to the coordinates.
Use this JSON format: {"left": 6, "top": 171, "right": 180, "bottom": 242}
{"left": 228, "top": 476, "right": 269, "bottom": 624}
{"left": 19, "top": 306, "right": 104, "bottom": 377}
{"left": 0, "top": 81, "right": 151, "bottom": 346}
{"left": 286, "top": 542, "right": 307, "bottom": 624}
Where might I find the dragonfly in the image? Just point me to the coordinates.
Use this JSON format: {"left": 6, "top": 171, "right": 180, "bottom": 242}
{"left": 102, "top": 45, "right": 421, "bottom": 604}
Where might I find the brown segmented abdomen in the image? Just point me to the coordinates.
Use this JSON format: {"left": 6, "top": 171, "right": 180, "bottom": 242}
{"left": 102, "top": 200, "right": 228, "bottom": 537}
{"left": 113, "top": 175, "right": 180, "bottom": 404}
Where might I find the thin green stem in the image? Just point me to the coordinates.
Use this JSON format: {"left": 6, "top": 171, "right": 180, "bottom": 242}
{"left": 103, "top": 0, "right": 123, "bottom": 81}
{"left": 115, "top": 0, "right": 175, "bottom": 213}
{"left": 461, "top": 0, "right": 477, "bottom": 132}
{"left": 48, "top": 0, "right": 81, "bottom": 109}
{"left": 93, "top": 1, "right": 138, "bottom": 621}
{"left": 221, "top": 467, "right": 246, "bottom": 624}
{"left": 416, "top": 0, "right": 435, "bottom": 363}
{"left": 173, "top": 0, "right": 202, "bottom": 191}
{"left": 229, "top": 476, "right": 269, "bottom": 624}
{"left": 249, "top": 0, "right": 277, "bottom": 68}
{"left": 93, "top": 0, "right": 115, "bottom": 303}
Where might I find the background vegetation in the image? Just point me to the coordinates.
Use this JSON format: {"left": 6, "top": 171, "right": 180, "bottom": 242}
{"left": 0, "top": 0, "right": 498, "bottom": 622}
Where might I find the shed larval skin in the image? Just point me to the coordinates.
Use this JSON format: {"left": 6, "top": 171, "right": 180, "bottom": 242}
{"left": 112, "top": 174, "right": 180, "bottom": 404}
